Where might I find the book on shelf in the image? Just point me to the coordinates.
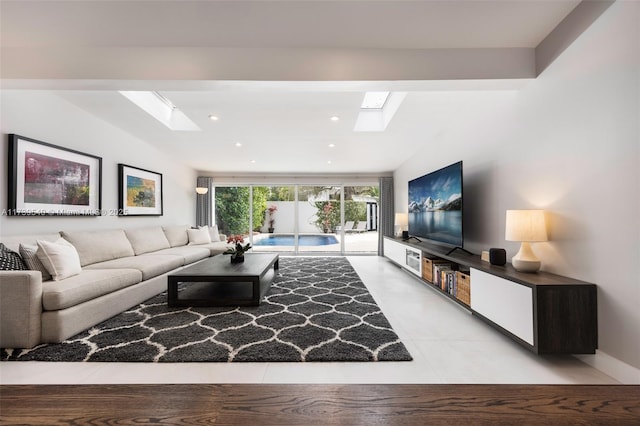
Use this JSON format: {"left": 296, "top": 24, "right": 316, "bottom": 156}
{"left": 442, "top": 270, "right": 456, "bottom": 294}
{"left": 433, "top": 264, "right": 453, "bottom": 289}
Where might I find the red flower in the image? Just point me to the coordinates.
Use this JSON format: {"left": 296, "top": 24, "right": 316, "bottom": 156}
{"left": 227, "top": 234, "right": 245, "bottom": 244}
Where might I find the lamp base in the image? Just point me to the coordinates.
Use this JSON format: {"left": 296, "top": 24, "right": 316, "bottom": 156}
{"left": 511, "top": 242, "right": 541, "bottom": 273}
{"left": 512, "top": 257, "right": 541, "bottom": 273}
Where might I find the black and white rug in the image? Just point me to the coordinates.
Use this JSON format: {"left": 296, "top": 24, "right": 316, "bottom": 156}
{"left": 2, "top": 257, "right": 412, "bottom": 362}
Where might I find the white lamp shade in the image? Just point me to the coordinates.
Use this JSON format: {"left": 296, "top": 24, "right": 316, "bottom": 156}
{"left": 395, "top": 213, "right": 408, "bottom": 227}
{"left": 505, "top": 210, "right": 547, "bottom": 242}
{"left": 195, "top": 187, "right": 209, "bottom": 195}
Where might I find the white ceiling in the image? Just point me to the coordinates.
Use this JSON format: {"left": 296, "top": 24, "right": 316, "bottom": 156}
{"left": 0, "top": 0, "right": 586, "bottom": 175}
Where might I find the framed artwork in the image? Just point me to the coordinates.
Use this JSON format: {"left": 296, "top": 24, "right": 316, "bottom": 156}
{"left": 8, "top": 134, "right": 102, "bottom": 216}
{"left": 118, "top": 164, "right": 163, "bottom": 216}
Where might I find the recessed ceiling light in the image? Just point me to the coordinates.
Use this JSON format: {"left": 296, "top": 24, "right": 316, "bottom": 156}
{"left": 234, "top": 142, "right": 242, "bottom": 147}
{"left": 327, "top": 160, "right": 332, "bottom": 165}
{"left": 330, "top": 116, "right": 340, "bottom": 122}
{"left": 250, "top": 160, "right": 256, "bottom": 164}
{"left": 209, "top": 115, "right": 219, "bottom": 121}
{"left": 328, "top": 143, "right": 336, "bottom": 148}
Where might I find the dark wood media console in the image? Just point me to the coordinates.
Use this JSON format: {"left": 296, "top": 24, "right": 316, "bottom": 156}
{"left": 383, "top": 236, "right": 597, "bottom": 354}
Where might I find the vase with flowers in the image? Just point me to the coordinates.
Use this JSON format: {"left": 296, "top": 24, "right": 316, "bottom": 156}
{"left": 267, "top": 205, "right": 278, "bottom": 233}
{"left": 224, "top": 234, "right": 252, "bottom": 263}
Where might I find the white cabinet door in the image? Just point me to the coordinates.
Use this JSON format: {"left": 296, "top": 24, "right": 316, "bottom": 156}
{"left": 383, "top": 238, "right": 421, "bottom": 276}
{"left": 470, "top": 268, "right": 534, "bottom": 345}
{"left": 383, "top": 238, "right": 406, "bottom": 266}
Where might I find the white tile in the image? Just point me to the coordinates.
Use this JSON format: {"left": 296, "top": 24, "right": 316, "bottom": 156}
{"left": 0, "top": 256, "right": 619, "bottom": 385}
{"left": 80, "top": 362, "right": 269, "bottom": 384}
{"left": 0, "top": 362, "right": 101, "bottom": 384}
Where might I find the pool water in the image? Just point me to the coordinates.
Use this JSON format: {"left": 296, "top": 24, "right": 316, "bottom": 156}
{"left": 253, "top": 234, "right": 339, "bottom": 246}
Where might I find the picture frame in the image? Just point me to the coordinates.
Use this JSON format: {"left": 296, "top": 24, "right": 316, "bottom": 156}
{"left": 8, "top": 134, "right": 102, "bottom": 216}
{"left": 118, "top": 164, "right": 163, "bottom": 216}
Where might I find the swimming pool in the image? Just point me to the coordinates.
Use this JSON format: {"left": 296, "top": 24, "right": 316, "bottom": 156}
{"left": 253, "top": 234, "right": 339, "bottom": 246}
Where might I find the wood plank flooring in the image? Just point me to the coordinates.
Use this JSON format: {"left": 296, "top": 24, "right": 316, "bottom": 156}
{"left": 1, "top": 384, "right": 639, "bottom": 425}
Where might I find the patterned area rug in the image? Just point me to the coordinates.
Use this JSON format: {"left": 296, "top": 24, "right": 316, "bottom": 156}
{"left": 1, "top": 257, "right": 412, "bottom": 362}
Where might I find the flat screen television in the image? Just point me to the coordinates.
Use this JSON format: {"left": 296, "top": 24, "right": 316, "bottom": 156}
{"left": 408, "top": 161, "right": 463, "bottom": 247}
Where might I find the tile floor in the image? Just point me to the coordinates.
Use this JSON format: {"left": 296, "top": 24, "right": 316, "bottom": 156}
{"left": 0, "top": 256, "right": 619, "bottom": 385}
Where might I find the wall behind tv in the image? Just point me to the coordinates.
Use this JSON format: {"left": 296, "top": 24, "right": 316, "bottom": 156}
{"left": 394, "top": 1, "right": 639, "bottom": 379}
{"left": 0, "top": 91, "right": 197, "bottom": 235}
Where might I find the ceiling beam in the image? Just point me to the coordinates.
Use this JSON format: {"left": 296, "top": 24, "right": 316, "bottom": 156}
{"left": 1, "top": 47, "right": 535, "bottom": 83}
{"left": 535, "top": 0, "right": 615, "bottom": 76}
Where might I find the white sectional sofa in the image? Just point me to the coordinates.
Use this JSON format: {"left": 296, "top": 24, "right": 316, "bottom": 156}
{"left": 0, "top": 225, "right": 229, "bottom": 349}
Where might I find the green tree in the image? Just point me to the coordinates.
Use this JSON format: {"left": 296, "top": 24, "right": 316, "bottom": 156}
{"left": 344, "top": 201, "right": 366, "bottom": 223}
{"left": 215, "top": 186, "right": 271, "bottom": 234}
{"left": 252, "top": 186, "right": 269, "bottom": 231}
{"left": 267, "top": 186, "right": 295, "bottom": 201}
{"left": 215, "top": 187, "right": 250, "bottom": 235}
{"left": 313, "top": 201, "right": 340, "bottom": 232}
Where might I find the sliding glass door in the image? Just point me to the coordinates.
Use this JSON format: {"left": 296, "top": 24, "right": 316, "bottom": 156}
{"left": 343, "top": 185, "right": 379, "bottom": 254}
{"left": 213, "top": 183, "right": 378, "bottom": 255}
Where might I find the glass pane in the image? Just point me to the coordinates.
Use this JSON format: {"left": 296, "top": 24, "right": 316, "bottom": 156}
{"left": 252, "top": 186, "right": 295, "bottom": 253}
{"left": 298, "top": 185, "right": 341, "bottom": 254}
{"left": 343, "top": 185, "right": 379, "bottom": 253}
{"left": 214, "top": 186, "right": 251, "bottom": 240}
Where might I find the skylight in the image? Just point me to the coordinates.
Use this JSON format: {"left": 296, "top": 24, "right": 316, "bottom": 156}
{"left": 360, "top": 91, "right": 390, "bottom": 109}
{"left": 354, "top": 92, "right": 406, "bottom": 132}
{"left": 119, "top": 91, "right": 200, "bottom": 131}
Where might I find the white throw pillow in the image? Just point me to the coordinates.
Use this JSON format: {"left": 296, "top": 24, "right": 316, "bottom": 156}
{"left": 199, "top": 225, "right": 221, "bottom": 242}
{"left": 163, "top": 225, "right": 189, "bottom": 247}
{"left": 36, "top": 238, "right": 82, "bottom": 281}
{"left": 187, "top": 228, "right": 212, "bottom": 245}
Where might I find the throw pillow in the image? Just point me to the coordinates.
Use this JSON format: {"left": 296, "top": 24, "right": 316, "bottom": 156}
{"left": 187, "top": 228, "right": 211, "bottom": 245}
{"left": 36, "top": 238, "right": 82, "bottom": 281}
{"left": 199, "top": 225, "right": 221, "bottom": 242}
{"left": 125, "top": 226, "right": 171, "bottom": 255}
{"left": 0, "top": 243, "right": 27, "bottom": 270}
{"left": 19, "top": 243, "right": 53, "bottom": 281}
{"left": 162, "top": 225, "right": 189, "bottom": 247}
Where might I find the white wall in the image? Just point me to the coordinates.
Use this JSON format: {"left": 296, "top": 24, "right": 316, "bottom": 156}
{"left": 394, "top": 1, "right": 639, "bottom": 374}
{"left": 0, "top": 90, "right": 197, "bottom": 235}
{"left": 258, "top": 201, "right": 319, "bottom": 234}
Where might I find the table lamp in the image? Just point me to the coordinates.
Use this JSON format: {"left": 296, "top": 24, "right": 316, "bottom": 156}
{"left": 395, "top": 213, "right": 408, "bottom": 238}
{"left": 505, "top": 209, "right": 547, "bottom": 272}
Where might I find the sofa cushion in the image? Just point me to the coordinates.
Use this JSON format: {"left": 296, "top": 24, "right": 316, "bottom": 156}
{"left": 199, "top": 225, "right": 221, "bottom": 242}
{"left": 19, "top": 243, "right": 52, "bottom": 281}
{"left": 125, "top": 226, "right": 171, "bottom": 255}
{"left": 142, "top": 246, "right": 210, "bottom": 264}
{"left": 62, "top": 230, "right": 135, "bottom": 267}
{"left": 42, "top": 269, "right": 143, "bottom": 311}
{"left": 36, "top": 238, "right": 82, "bottom": 281}
{"left": 0, "top": 243, "right": 27, "bottom": 271}
{"left": 162, "top": 225, "right": 189, "bottom": 247}
{"left": 85, "top": 255, "right": 183, "bottom": 281}
{"left": 196, "top": 242, "right": 230, "bottom": 256}
{"left": 187, "top": 228, "right": 211, "bottom": 245}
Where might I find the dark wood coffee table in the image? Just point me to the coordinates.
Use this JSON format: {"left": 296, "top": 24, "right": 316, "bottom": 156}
{"left": 167, "top": 253, "right": 279, "bottom": 307}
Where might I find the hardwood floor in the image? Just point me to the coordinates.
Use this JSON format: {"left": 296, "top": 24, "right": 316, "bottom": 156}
{"left": 1, "top": 384, "right": 638, "bottom": 425}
